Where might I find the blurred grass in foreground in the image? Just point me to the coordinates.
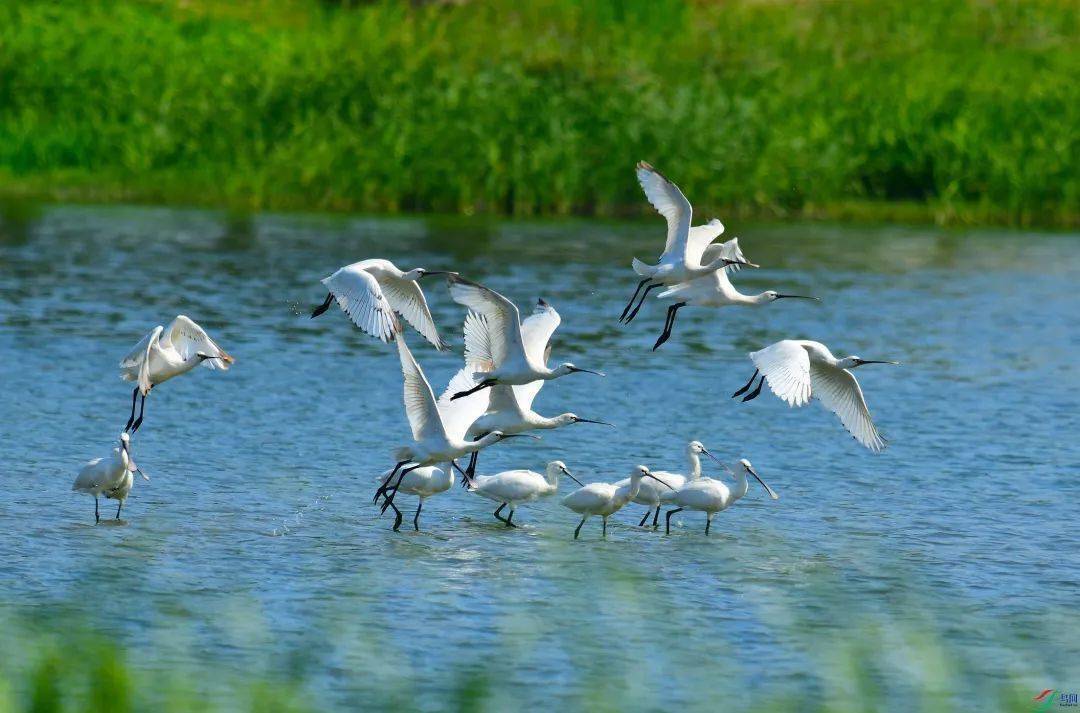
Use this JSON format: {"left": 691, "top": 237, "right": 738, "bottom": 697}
{"left": 0, "top": 0, "right": 1076, "bottom": 227}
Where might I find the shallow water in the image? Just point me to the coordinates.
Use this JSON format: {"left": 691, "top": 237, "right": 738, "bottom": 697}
{"left": 1, "top": 204, "right": 1078, "bottom": 707}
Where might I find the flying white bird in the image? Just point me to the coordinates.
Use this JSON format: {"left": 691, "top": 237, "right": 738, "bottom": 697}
{"left": 614, "top": 440, "right": 723, "bottom": 528}
{"left": 650, "top": 238, "right": 818, "bottom": 349}
{"left": 619, "top": 162, "right": 748, "bottom": 323}
{"left": 373, "top": 332, "right": 536, "bottom": 516}
{"left": 666, "top": 459, "right": 778, "bottom": 535}
{"left": 445, "top": 276, "right": 604, "bottom": 401}
{"left": 375, "top": 464, "right": 452, "bottom": 531}
{"left": 733, "top": 340, "right": 899, "bottom": 452}
{"left": 468, "top": 460, "right": 583, "bottom": 527}
{"left": 311, "top": 258, "right": 454, "bottom": 349}
{"left": 71, "top": 433, "right": 148, "bottom": 522}
{"left": 561, "top": 465, "right": 672, "bottom": 539}
{"left": 459, "top": 305, "right": 614, "bottom": 476}
{"left": 119, "top": 315, "right": 234, "bottom": 433}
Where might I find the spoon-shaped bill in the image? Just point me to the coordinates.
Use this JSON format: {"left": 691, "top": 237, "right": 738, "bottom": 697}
{"left": 775, "top": 294, "right": 820, "bottom": 301}
{"left": 570, "top": 367, "right": 605, "bottom": 377}
{"left": 575, "top": 417, "right": 616, "bottom": 427}
{"left": 561, "top": 467, "right": 584, "bottom": 487}
{"left": 644, "top": 471, "right": 677, "bottom": 491}
{"left": 745, "top": 464, "right": 779, "bottom": 500}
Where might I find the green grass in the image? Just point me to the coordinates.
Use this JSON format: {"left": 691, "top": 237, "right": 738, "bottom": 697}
{"left": 0, "top": 0, "right": 1076, "bottom": 227}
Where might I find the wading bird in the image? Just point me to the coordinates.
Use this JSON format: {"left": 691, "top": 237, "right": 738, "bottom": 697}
{"left": 119, "top": 315, "right": 234, "bottom": 433}
{"left": 446, "top": 276, "right": 604, "bottom": 401}
{"left": 561, "top": 465, "right": 673, "bottom": 539}
{"left": 72, "top": 433, "right": 147, "bottom": 522}
{"left": 459, "top": 306, "right": 614, "bottom": 476}
{"left": 666, "top": 459, "right": 778, "bottom": 535}
{"left": 468, "top": 460, "right": 583, "bottom": 527}
{"left": 615, "top": 440, "right": 723, "bottom": 528}
{"left": 650, "top": 239, "right": 818, "bottom": 350}
{"left": 619, "top": 162, "right": 748, "bottom": 324}
{"left": 375, "top": 464, "right": 451, "bottom": 532}
{"left": 373, "top": 334, "right": 535, "bottom": 517}
{"left": 733, "top": 340, "right": 899, "bottom": 452}
{"left": 310, "top": 259, "right": 454, "bottom": 349}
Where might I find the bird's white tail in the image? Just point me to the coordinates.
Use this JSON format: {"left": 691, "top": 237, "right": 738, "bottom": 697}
{"left": 631, "top": 258, "right": 654, "bottom": 277}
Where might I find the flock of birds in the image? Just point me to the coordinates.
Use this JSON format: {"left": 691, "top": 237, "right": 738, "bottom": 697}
{"left": 72, "top": 162, "right": 898, "bottom": 537}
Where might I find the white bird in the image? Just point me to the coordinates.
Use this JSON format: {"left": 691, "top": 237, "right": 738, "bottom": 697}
{"left": 650, "top": 238, "right": 818, "bottom": 350}
{"left": 734, "top": 340, "right": 900, "bottom": 452}
{"left": 375, "top": 464, "right": 452, "bottom": 531}
{"left": 445, "top": 276, "right": 604, "bottom": 401}
{"left": 373, "top": 331, "right": 536, "bottom": 517}
{"left": 311, "top": 258, "right": 454, "bottom": 349}
{"left": 614, "top": 440, "right": 722, "bottom": 528}
{"left": 71, "top": 433, "right": 147, "bottom": 522}
{"left": 665, "top": 459, "right": 778, "bottom": 535}
{"left": 468, "top": 460, "right": 584, "bottom": 527}
{"left": 561, "top": 465, "right": 672, "bottom": 539}
{"left": 619, "top": 162, "right": 748, "bottom": 324}
{"left": 119, "top": 315, "right": 234, "bottom": 433}
{"left": 460, "top": 304, "right": 614, "bottom": 475}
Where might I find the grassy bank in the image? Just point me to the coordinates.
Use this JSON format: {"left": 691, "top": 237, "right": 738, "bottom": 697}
{"left": 0, "top": 0, "right": 1076, "bottom": 226}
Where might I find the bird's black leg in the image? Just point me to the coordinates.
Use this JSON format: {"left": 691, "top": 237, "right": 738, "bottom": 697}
{"left": 602, "top": 517, "right": 608, "bottom": 537}
{"left": 493, "top": 503, "right": 509, "bottom": 525}
{"left": 310, "top": 292, "right": 334, "bottom": 319}
{"left": 413, "top": 500, "right": 423, "bottom": 531}
{"left": 666, "top": 507, "right": 683, "bottom": 535}
{"left": 452, "top": 460, "right": 474, "bottom": 489}
{"left": 380, "top": 465, "right": 419, "bottom": 514}
{"left": 619, "top": 278, "right": 651, "bottom": 322}
{"left": 705, "top": 516, "right": 712, "bottom": 536}
{"left": 387, "top": 501, "right": 403, "bottom": 531}
{"left": 506, "top": 509, "right": 517, "bottom": 528}
{"left": 94, "top": 497, "right": 100, "bottom": 524}
{"left": 374, "top": 460, "right": 410, "bottom": 503}
{"left": 130, "top": 392, "right": 147, "bottom": 433}
{"left": 624, "top": 283, "right": 664, "bottom": 324}
{"left": 574, "top": 517, "right": 586, "bottom": 539}
{"left": 116, "top": 501, "right": 123, "bottom": 520}
{"left": 652, "top": 302, "right": 686, "bottom": 351}
{"left": 450, "top": 380, "right": 495, "bottom": 401}
{"left": 638, "top": 509, "right": 651, "bottom": 527}
{"left": 124, "top": 387, "right": 139, "bottom": 432}
{"left": 742, "top": 375, "right": 766, "bottom": 403}
{"left": 652, "top": 506, "right": 661, "bottom": 528}
{"left": 731, "top": 369, "right": 760, "bottom": 398}
{"left": 467, "top": 449, "right": 480, "bottom": 478}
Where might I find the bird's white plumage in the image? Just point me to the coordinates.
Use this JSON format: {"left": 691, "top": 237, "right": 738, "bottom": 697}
{"left": 809, "top": 360, "right": 885, "bottom": 452}
{"left": 396, "top": 334, "right": 448, "bottom": 444}
{"left": 437, "top": 366, "right": 491, "bottom": 442}
{"left": 449, "top": 278, "right": 524, "bottom": 371}
{"left": 120, "top": 316, "right": 233, "bottom": 396}
{"left": 377, "top": 464, "right": 452, "bottom": 499}
{"left": 683, "top": 220, "right": 726, "bottom": 266}
{"left": 750, "top": 340, "right": 813, "bottom": 407}
{"left": 322, "top": 265, "right": 400, "bottom": 344}
{"left": 562, "top": 482, "right": 622, "bottom": 515}
{"left": 636, "top": 161, "right": 692, "bottom": 259}
{"left": 748, "top": 340, "right": 890, "bottom": 452}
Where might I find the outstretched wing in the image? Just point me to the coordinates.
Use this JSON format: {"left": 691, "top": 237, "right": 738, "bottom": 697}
{"left": 462, "top": 311, "right": 497, "bottom": 372}
{"left": 164, "top": 316, "right": 234, "bottom": 370}
{"left": 322, "top": 265, "right": 400, "bottom": 343}
{"left": 437, "top": 366, "right": 491, "bottom": 442}
{"left": 396, "top": 334, "right": 447, "bottom": 444}
{"left": 683, "top": 219, "right": 725, "bottom": 266}
{"left": 700, "top": 237, "right": 748, "bottom": 275}
{"left": 810, "top": 362, "right": 887, "bottom": 452}
{"left": 120, "top": 325, "right": 163, "bottom": 395}
{"left": 447, "top": 275, "right": 522, "bottom": 369}
{"left": 520, "top": 299, "right": 560, "bottom": 366}
{"left": 377, "top": 274, "right": 448, "bottom": 351}
{"left": 749, "top": 341, "right": 812, "bottom": 407}
{"left": 636, "top": 161, "right": 692, "bottom": 261}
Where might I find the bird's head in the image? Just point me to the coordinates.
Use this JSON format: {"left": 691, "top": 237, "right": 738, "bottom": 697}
{"left": 688, "top": 440, "right": 724, "bottom": 465}
{"left": 118, "top": 432, "right": 130, "bottom": 452}
{"left": 839, "top": 355, "right": 901, "bottom": 369}
{"left": 761, "top": 290, "right": 820, "bottom": 304}
{"left": 556, "top": 363, "right": 605, "bottom": 378}
{"left": 558, "top": 413, "right": 615, "bottom": 428}
{"left": 547, "top": 460, "right": 583, "bottom": 486}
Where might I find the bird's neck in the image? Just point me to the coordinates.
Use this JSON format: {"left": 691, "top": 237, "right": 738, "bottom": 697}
{"left": 750, "top": 292, "right": 773, "bottom": 306}
{"left": 537, "top": 415, "right": 563, "bottom": 429}
{"left": 733, "top": 470, "right": 749, "bottom": 500}
{"left": 687, "top": 452, "right": 702, "bottom": 480}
